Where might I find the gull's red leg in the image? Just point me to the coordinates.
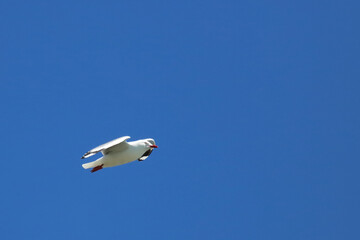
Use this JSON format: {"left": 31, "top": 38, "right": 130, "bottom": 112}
{"left": 91, "top": 164, "right": 104, "bottom": 173}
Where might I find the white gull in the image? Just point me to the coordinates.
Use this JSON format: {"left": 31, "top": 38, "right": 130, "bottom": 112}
{"left": 81, "top": 136, "right": 158, "bottom": 172}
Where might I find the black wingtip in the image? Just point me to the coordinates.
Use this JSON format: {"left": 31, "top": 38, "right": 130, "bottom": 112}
{"left": 81, "top": 152, "right": 89, "bottom": 159}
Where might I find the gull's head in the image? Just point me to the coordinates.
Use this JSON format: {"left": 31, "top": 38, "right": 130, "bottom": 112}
{"left": 144, "top": 138, "right": 158, "bottom": 149}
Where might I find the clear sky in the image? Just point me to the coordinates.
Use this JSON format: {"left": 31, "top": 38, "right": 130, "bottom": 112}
{"left": 0, "top": 0, "right": 359, "bottom": 239}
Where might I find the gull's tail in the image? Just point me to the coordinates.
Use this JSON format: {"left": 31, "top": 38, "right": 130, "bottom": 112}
{"left": 82, "top": 157, "right": 103, "bottom": 170}
{"left": 82, "top": 162, "right": 95, "bottom": 169}
{"left": 82, "top": 161, "right": 104, "bottom": 173}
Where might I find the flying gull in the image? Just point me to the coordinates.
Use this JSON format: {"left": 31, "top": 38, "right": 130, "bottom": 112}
{"left": 81, "top": 136, "right": 158, "bottom": 172}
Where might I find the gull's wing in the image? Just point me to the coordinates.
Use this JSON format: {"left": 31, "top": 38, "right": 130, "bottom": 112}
{"left": 138, "top": 149, "right": 153, "bottom": 161}
{"left": 81, "top": 136, "right": 130, "bottom": 159}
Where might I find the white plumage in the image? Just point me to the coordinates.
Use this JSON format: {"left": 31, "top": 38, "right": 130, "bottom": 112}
{"left": 81, "top": 136, "right": 158, "bottom": 172}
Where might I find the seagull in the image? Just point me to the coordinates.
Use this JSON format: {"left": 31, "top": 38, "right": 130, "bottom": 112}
{"left": 81, "top": 136, "right": 158, "bottom": 173}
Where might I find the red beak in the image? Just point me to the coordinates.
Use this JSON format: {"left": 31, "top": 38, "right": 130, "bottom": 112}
{"left": 150, "top": 145, "right": 158, "bottom": 148}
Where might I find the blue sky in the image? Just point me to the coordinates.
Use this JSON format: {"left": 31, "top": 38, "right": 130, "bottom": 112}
{"left": 0, "top": 0, "right": 359, "bottom": 239}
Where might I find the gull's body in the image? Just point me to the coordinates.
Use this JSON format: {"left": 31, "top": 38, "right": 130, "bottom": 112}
{"left": 81, "top": 136, "right": 158, "bottom": 172}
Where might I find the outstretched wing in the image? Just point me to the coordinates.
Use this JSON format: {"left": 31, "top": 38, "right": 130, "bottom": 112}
{"left": 81, "top": 136, "right": 130, "bottom": 159}
{"left": 138, "top": 149, "right": 153, "bottom": 161}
